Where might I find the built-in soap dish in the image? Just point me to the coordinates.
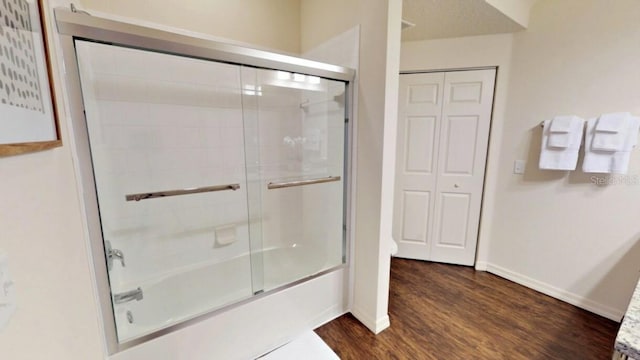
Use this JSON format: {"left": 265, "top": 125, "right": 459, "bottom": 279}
{"left": 214, "top": 225, "right": 236, "bottom": 247}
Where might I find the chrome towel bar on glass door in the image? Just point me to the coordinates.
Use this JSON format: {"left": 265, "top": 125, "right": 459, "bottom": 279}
{"left": 125, "top": 183, "right": 240, "bottom": 201}
{"left": 267, "top": 176, "right": 341, "bottom": 190}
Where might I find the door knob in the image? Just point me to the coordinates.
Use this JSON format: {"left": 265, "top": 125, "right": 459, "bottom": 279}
{"left": 454, "top": 184, "right": 460, "bottom": 188}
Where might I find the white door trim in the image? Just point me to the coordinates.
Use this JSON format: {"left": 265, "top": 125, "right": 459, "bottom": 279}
{"left": 400, "top": 66, "right": 497, "bottom": 75}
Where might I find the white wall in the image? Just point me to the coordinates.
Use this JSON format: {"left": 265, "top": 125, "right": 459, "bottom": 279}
{"left": 376, "top": 0, "right": 402, "bottom": 328}
{"left": 78, "top": 0, "right": 302, "bottom": 54}
{"left": 402, "top": 0, "right": 640, "bottom": 321}
{"left": 489, "top": 0, "right": 640, "bottom": 320}
{"left": 299, "top": 1, "right": 358, "bottom": 54}
{"left": 300, "top": 0, "right": 402, "bottom": 333}
{"left": 0, "top": 0, "right": 105, "bottom": 359}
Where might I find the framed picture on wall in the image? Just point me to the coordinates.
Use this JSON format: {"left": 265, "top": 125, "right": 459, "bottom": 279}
{"left": 0, "top": 0, "right": 61, "bottom": 157}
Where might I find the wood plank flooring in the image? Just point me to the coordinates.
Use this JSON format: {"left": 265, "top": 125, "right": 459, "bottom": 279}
{"left": 316, "top": 258, "right": 620, "bottom": 360}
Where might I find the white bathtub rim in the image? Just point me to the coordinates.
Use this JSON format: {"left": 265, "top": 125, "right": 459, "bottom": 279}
{"left": 111, "top": 262, "right": 349, "bottom": 351}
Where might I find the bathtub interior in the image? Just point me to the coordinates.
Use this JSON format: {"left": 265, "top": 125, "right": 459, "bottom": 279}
{"left": 114, "top": 255, "right": 253, "bottom": 342}
{"left": 114, "top": 245, "right": 330, "bottom": 342}
{"left": 75, "top": 41, "right": 347, "bottom": 343}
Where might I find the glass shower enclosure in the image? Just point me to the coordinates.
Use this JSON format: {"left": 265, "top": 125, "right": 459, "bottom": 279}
{"left": 56, "top": 9, "right": 353, "bottom": 349}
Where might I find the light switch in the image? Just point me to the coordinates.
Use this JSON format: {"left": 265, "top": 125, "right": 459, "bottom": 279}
{"left": 514, "top": 160, "right": 526, "bottom": 175}
{"left": 0, "top": 250, "right": 16, "bottom": 331}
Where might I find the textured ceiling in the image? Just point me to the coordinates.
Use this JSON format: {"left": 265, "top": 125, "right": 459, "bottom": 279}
{"left": 401, "top": 0, "right": 525, "bottom": 41}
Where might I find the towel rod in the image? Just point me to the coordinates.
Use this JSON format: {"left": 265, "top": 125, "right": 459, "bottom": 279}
{"left": 267, "top": 176, "right": 341, "bottom": 190}
{"left": 125, "top": 183, "right": 240, "bottom": 201}
{"left": 540, "top": 117, "right": 640, "bottom": 130}
{"left": 540, "top": 121, "right": 587, "bottom": 128}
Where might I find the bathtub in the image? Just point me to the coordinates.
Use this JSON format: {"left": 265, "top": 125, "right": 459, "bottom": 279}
{"left": 113, "top": 245, "right": 335, "bottom": 342}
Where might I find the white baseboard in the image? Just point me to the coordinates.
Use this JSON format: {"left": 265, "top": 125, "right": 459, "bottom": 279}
{"left": 475, "top": 261, "right": 488, "bottom": 271}
{"left": 486, "top": 263, "right": 624, "bottom": 322}
{"left": 351, "top": 307, "right": 390, "bottom": 334}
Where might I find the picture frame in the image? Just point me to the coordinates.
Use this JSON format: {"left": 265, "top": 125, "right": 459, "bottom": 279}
{"left": 0, "top": 0, "right": 61, "bottom": 157}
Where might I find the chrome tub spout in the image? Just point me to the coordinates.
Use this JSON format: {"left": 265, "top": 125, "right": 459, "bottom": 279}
{"left": 113, "top": 287, "right": 143, "bottom": 304}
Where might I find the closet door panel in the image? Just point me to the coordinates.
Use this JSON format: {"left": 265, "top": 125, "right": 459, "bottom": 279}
{"left": 393, "top": 72, "right": 444, "bottom": 260}
{"left": 431, "top": 69, "right": 496, "bottom": 266}
{"left": 394, "top": 69, "right": 495, "bottom": 265}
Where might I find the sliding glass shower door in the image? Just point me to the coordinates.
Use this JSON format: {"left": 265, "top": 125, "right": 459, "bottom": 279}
{"left": 241, "top": 68, "right": 347, "bottom": 292}
{"left": 75, "top": 40, "right": 348, "bottom": 343}
{"left": 76, "top": 40, "right": 255, "bottom": 341}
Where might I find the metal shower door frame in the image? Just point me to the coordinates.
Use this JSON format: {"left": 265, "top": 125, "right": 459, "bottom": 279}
{"left": 54, "top": 7, "right": 355, "bottom": 355}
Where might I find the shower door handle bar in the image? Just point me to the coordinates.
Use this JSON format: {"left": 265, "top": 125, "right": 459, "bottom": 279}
{"left": 267, "top": 176, "right": 341, "bottom": 190}
{"left": 125, "top": 183, "right": 240, "bottom": 202}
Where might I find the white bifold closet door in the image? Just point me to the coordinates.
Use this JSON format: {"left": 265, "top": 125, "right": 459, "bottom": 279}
{"left": 393, "top": 69, "right": 496, "bottom": 266}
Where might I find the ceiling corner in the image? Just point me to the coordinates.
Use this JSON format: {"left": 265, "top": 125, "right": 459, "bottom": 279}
{"left": 484, "top": 0, "right": 538, "bottom": 29}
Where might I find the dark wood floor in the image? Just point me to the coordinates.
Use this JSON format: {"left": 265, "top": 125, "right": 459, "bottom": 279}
{"left": 316, "top": 258, "right": 620, "bottom": 360}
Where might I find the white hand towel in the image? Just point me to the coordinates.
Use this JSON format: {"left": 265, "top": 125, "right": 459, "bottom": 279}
{"left": 592, "top": 112, "right": 630, "bottom": 151}
{"left": 583, "top": 116, "right": 640, "bottom": 174}
{"left": 549, "top": 116, "right": 574, "bottom": 132}
{"left": 628, "top": 117, "right": 640, "bottom": 149}
{"left": 539, "top": 117, "right": 585, "bottom": 170}
{"left": 548, "top": 115, "right": 578, "bottom": 148}
{"left": 595, "top": 112, "right": 629, "bottom": 132}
